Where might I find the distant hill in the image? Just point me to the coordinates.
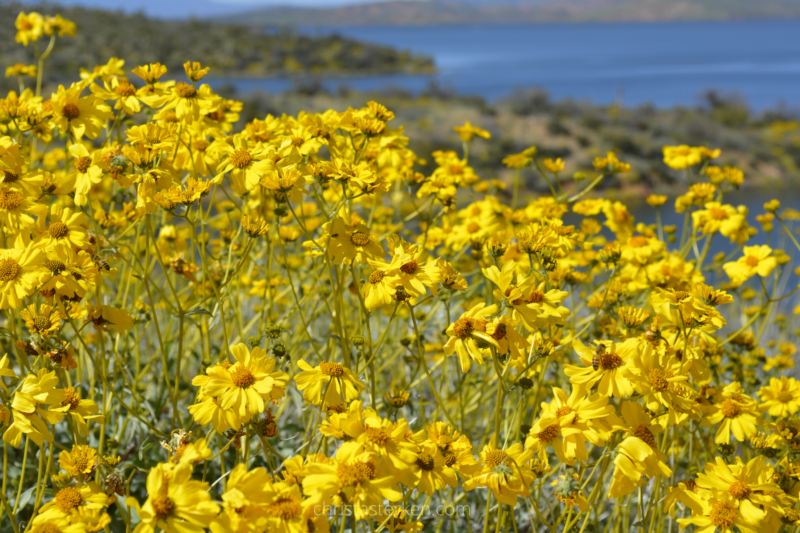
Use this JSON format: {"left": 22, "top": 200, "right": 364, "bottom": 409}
{"left": 0, "top": 1, "right": 434, "bottom": 83}
{"left": 218, "top": 0, "right": 800, "bottom": 26}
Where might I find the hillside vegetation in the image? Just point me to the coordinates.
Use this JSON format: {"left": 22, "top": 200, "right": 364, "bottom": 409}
{"left": 0, "top": 1, "right": 434, "bottom": 85}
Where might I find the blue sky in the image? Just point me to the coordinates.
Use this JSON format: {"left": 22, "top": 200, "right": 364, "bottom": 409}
{"left": 24, "top": 0, "right": 403, "bottom": 19}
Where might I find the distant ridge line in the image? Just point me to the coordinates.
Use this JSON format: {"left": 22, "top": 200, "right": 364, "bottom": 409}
{"left": 216, "top": 0, "right": 800, "bottom": 27}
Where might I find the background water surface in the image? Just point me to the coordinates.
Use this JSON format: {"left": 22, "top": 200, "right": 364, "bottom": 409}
{"left": 219, "top": 20, "right": 800, "bottom": 110}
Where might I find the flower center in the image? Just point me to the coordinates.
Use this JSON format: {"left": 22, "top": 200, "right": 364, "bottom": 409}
{"left": 629, "top": 235, "right": 649, "bottom": 248}
{"left": 174, "top": 82, "right": 197, "bottom": 99}
{"left": 75, "top": 156, "right": 91, "bottom": 174}
{"left": 336, "top": 460, "right": 377, "bottom": 486}
{"left": 45, "top": 259, "right": 66, "bottom": 274}
{"left": 0, "top": 258, "right": 20, "bottom": 281}
{"left": 230, "top": 367, "right": 256, "bottom": 388}
{"left": 33, "top": 315, "right": 52, "bottom": 332}
{"left": 535, "top": 424, "right": 560, "bottom": 443}
{"left": 777, "top": 390, "right": 795, "bottom": 403}
{"left": 490, "top": 323, "right": 507, "bottom": 341}
{"left": 599, "top": 353, "right": 624, "bottom": 370}
{"left": 728, "top": 480, "right": 750, "bottom": 500}
{"left": 71, "top": 454, "right": 91, "bottom": 473}
{"left": 48, "top": 222, "right": 70, "bottom": 239}
{"left": 744, "top": 255, "right": 760, "bottom": 267}
{"left": 369, "top": 270, "right": 385, "bottom": 284}
{"left": 709, "top": 207, "right": 729, "bottom": 220}
{"left": 366, "top": 426, "right": 391, "bottom": 446}
{"left": 320, "top": 361, "right": 344, "bottom": 377}
{"left": 555, "top": 406, "right": 574, "bottom": 418}
{"left": 484, "top": 449, "right": 508, "bottom": 469}
{"left": 2, "top": 170, "right": 19, "bottom": 183}
{"left": 152, "top": 495, "right": 176, "bottom": 519}
{"left": 709, "top": 502, "right": 737, "bottom": 529}
{"left": 634, "top": 424, "right": 657, "bottom": 449}
{"left": 350, "top": 231, "right": 370, "bottom": 246}
{"left": 192, "top": 139, "right": 209, "bottom": 151}
{"left": 230, "top": 149, "right": 253, "bottom": 169}
{"left": 648, "top": 368, "right": 672, "bottom": 391}
{"left": 55, "top": 486, "right": 83, "bottom": 513}
{"left": 0, "top": 190, "right": 23, "bottom": 210}
{"left": 267, "top": 497, "right": 302, "bottom": 520}
{"left": 62, "top": 103, "right": 80, "bottom": 119}
{"left": 442, "top": 451, "right": 457, "bottom": 467}
{"left": 720, "top": 399, "right": 741, "bottom": 418}
{"left": 400, "top": 259, "right": 418, "bottom": 274}
{"left": 115, "top": 82, "right": 137, "bottom": 97}
{"left": 527, "top": 288, "right": 545, "bottom": 304}
{"left": 452, "top": 317, "right": 474, "bottom": 339}
{"left": 62, "top": 387, "right": 81, "bottom": 410}
{"left": 416, "top": 453, "right": 435, "bottom": 471}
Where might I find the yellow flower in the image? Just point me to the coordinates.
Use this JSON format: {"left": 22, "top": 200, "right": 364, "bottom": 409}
{"left": 44, "top": 14, "right": 77, "bottom": 38}
{"left": 593, "top": 151, "right": 630, "bottom": 173}
{"left": 645, "top": 194, "right": 667, "bottom": 207}
{"left": 5, "top": 63, "right": 38, "bottom": 78}
{"left": 59, "top": 445, "right": 99, "bottom": 480}
{"left": 50, "top": 386, "right": 102, "bottom": 437}
{"left": 462, "top": 440, "right": 536, "bottom": 506}
{"left": 543, "top": 157, "right": 565, "bottom": 173}
{"left": 694, "top": 456, "right": 784, "bottom": 528}
{"left": 423, "top": 421, "right": 478, "bottom": 477}
{"left": 199, "top": 343, "right": 288, "bottom": 426}
{"left": 212, "top": 463, "right": 274, "bottom": 533}
{"left": 443, "top": 302, "right": 499, "bottom": 372}
{"left": 565, "top": 339, "right": 635, "bottom": 398}
{"left": 662, "top": 145, "right": 702, "bottom": 169}
{"left": 325, "top": 217, "right": 385, "bottom": 266}
{"left": 453, "top": 121, "right": 490, "bottom": 142}
{"left": 67, "top": 143, "right": 104, "bottom": 206}
{"left": 21, "top": 304, "right": 62, "bottom": 336}
{"left": 183, "top": 61, "right": 210, "bottom": 82}
{"left": 758, "top": 376, "right": 800, "bottom": 418}
{"left": 483, "top": 262, "right": 570, "bottom": 331}
{"left": 678, "top": 492, "right": 762, "bottom": 533}
{"left": 408, "top": 442, "right": 458, "bottom": 495}
{"left": 3, "top": 370, "right": 65, "bottom": 447}
{"left": 608, "top": 402, "right": 671, "bottom": 498}
{"left": 85, "top": 303, "right": 134, "bottom": 333}
{"left": 294, "top": 359, "right": 365, "bottom": 406}
{"left": 126, "top": 462, "right": 219, "bottom": 533}
{"left": 691, "top": 202, "right": 747, "bottom": 240}
{"left": 502, "top": 151, "right": 533, "bottom": 169}
{"left": 704, "top": 383, "right": 761, "bottom": 444}
{"left": 160, "top": 82, "right": 216, "bottom": 122}
{"left": 622, "top": 344, "right": 695, "bottom": 426}
{"left": 51, "top": 83, "right": 113, "bottom": 140}
{"left": 723, "top": 245, "right": 777, "bottom": 284}
{"left": 15, "top": 11, "right": 44, "bottom": 46}
{"left": 706, "top": 164, "right": 744, "bottom": 186}
{"left": 90, "top": 76, "right": 142, "bottom": 115}
{"left": 528, "top": 386, "right": 620, "bottom": 466}
{"left": 215, "top": 137, "right": 272, "bottom": 194}
{"left": 361, "top": 264, "right": 400, "bottom": 310}
{"left": 0, "top": 355, "right": 17, "bottom": 394}
{"left": 303, "top": 441, "right": 402, "bottom": 520}
{"left": 37, "top": 205, "right": 89, "bottom": 255}
{"left": 0, "top": 240, "right": 45, "bottom": 310}
{"left": 132, "top": 63, "right": 168, "bottom": 84}
{"left": 36, "top": 481, "right": 110, "bottom": 524}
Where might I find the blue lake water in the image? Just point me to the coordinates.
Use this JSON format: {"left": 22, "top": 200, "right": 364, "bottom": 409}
{"left": 215, "top": 20, "right": 800, "bottom": 110}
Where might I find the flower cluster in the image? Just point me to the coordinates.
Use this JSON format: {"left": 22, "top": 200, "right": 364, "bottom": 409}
{"left": 0, "top": 10, "right": 799, "bottom": 533}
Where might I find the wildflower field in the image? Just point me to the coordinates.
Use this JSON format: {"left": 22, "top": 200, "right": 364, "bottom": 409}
{"left": 2, "top": 10, "right": 800, "bottom": 533}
